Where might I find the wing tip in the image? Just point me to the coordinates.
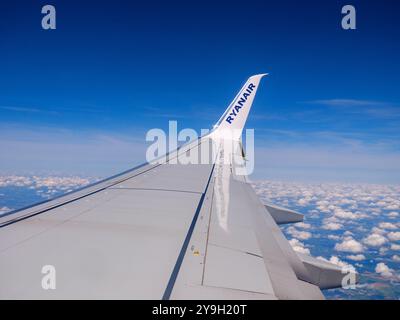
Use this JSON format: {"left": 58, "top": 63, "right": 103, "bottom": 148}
{"left": 249, "top": 73, "right": 269, "bottom": 79}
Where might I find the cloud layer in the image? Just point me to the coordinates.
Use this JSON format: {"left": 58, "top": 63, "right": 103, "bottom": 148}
{"left": 252, "top": 180, "right": 400, "bottom": 299}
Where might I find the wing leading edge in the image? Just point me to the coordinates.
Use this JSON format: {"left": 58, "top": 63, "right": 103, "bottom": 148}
{"left": 0, "top": 75, "right": 355, "bottom": 299}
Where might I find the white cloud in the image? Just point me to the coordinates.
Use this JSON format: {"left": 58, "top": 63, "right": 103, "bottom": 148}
{"left": 0, "top": 206, "right": 11, "bottom": 214}
{"left": 392, "top": 255, "right": 400, "bottom": 262}
{"left": 387, "top": 211, "right": 399, "bottom": 218}
{"left": 334, "top": 208, "right": 359, "bottom": 220}
{"left": 378, "top": 222, "right": 397, "bottom": 230}
{"left": 356, "top": 226, "right": 368, "bottom": 233}
{"left": 339, "top": 198, "right": 356, "bottom": 205}
{"left": 387, "top": 232, "right": 400, "bottom": 241}
{"left": 0, "top": 175, "right": 92, "bottom": 191}
{"left": 375, "top": 262, "right": 394, "bottom": 278}
{"left": 308, "top": 99, "right": 389, "bottom": 107}
{"left": 363, "top": 233, "right": 387, "bottom": 247}
{"left": 322, "top": 222, "right": 343, "bottom": 230}
{"left": 346, "top": 254, "right": 366, "bottom": 261}
{"left": 297, "top": 198, "right": 309, "bottom": 206}
{"left": 371, "top": 227, "right": 386, "bottom": 235}
{"left": 335, "top": 237, "right": 364, "bottom": 253}
{"left": 296, "top": 222, "right": 311, "bottom": 229}
{"left": 317, "top": 255, "right": 354, "bottom": 270}
{"left": 385, "top": 204, "right": 400, "bottom": 210}
{"left": 390, "top": 244, "right": 400, "bottom": 251}
{"left": 289, "top": 238, "right": 310, "bottom": 255}
{"left": 286, "top": 226, "right": 312, "bottom": 240}
{"left": 316, "top": 200, "right": 332, "bottom": 213}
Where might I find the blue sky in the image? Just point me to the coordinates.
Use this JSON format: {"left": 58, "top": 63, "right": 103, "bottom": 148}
{"left": 1, "top": 0, "right": 400, "bottom": 182}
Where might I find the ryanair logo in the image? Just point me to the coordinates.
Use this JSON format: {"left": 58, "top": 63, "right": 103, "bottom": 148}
{"left": 225, "top": 83, "right": 256, "bottom": 124}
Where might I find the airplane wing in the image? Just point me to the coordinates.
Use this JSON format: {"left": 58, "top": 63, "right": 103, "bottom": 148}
{"left": 0, "top": 74, "right": 353, "bottom": 299}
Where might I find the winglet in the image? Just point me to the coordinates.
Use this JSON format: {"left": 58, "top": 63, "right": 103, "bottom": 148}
{"left": 264, "top": 204, "right": 304, "bottom": 225}
{"left": 212, "top": 74, "right": 267, "bottom": 140}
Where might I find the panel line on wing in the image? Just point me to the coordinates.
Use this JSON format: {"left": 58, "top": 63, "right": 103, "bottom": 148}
{"left": 108, "top": 187, "right": 202, "bottom": 194}
{"left": 201, "top": 181, "right": 216, "bottom": 285}
{"left": 207, "top": 243, "right": 264, "bottom": 258}
{"left": 162, "top": 163, "right": 216, "bottom": 300}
